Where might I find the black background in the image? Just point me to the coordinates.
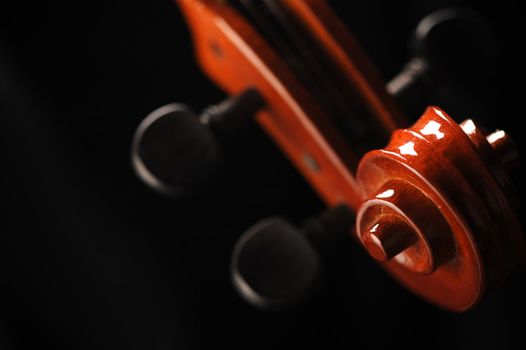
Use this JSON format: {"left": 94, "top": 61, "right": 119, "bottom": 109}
{"left": 0, "top": 0, "right": 524, "bottom": 349}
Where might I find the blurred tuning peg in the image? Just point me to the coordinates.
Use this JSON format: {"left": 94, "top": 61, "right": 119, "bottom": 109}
{"left": 231, "top": 205, "right": 354, "bottom": 310}
{"left": 388, "top": 8, "right": 497, "bottom": 116}
{"left": 131, "top": 88, "right": 264, "bottom": 197}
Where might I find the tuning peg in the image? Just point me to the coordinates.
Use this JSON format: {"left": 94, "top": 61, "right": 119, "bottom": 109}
{"left": 131, "top": 88, "right": 264, "bottom": 197}
{"left": 388, "top": 8, "right": 496, "bottom": 115}
{"left": 231, "top": 205, "right": 354, "bottom": 310}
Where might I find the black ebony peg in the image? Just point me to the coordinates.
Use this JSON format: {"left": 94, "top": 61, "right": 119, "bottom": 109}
{"left": 388, "top": 8, "right": 496, "bottom": 115}
{"left": 131, "top": 88, "right": 264, "bottom": 197}
{"left": 231, "top": 205, "right": 354, "bottom": 310}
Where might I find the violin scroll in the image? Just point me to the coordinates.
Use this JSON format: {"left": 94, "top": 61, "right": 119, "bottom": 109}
{"left": 356, "top": 107, "right": 523, "bottom": 311}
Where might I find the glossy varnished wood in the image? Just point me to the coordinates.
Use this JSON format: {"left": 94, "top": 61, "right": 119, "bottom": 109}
{"left": 356, "top": 107, "right": 524, "bottom": 311}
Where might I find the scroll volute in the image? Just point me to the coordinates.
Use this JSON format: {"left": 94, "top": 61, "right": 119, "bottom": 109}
{"left": 356, "top": 107, "right": 523, "bottom": 311}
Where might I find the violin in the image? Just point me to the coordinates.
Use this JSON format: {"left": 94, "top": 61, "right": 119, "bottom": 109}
{"left": 130, "top": 0, "right": 523, "bottom": 312}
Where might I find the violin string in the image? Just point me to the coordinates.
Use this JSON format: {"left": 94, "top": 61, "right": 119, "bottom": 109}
{"left": 228, "top": 0, "right": 383, "bottom": 152}
{"left": 261, "top": 0, "right": 366, "bottom": 140}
